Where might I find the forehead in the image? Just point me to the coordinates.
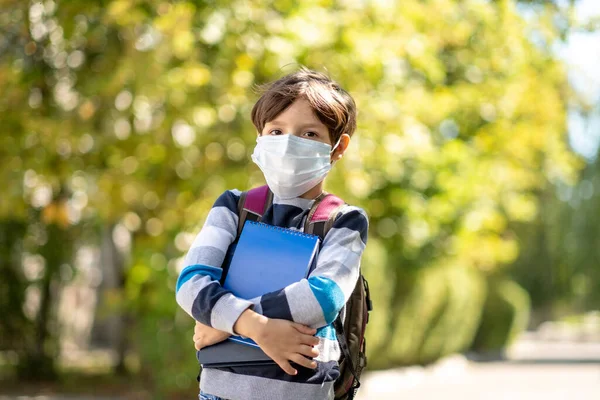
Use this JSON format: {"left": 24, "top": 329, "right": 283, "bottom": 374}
{"left": 268, "top": 98, "right": 324, "bottom": 125}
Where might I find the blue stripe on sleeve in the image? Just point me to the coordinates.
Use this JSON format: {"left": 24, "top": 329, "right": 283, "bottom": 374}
{"left": 308, "top": 276, "right": 345, "bottom": 324}
{"left": 176, "top": 264, "right": 222, "bottom": 293}
{"left": 315, "top": 324, "right": 337, "bottom": 340}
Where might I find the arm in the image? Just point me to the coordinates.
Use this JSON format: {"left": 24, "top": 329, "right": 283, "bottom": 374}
{"left": 233, "top": 308, "right": 320, "bottom": 375}
{"left": 255, "top": 206, "right": 369, "bottom": 329}
{"left": 175, "top": 190, "right": 254, "bottom": 334}
{"left": 178, "top": 190, "right": 319, "bottom": 374}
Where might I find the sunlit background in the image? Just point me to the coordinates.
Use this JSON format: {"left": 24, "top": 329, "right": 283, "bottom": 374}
{"left": 1, "top": 0, "right": 599, "bottom": 399}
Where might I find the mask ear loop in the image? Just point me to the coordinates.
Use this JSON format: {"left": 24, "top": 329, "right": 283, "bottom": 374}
{"left": 330, "top": 137, "right": 342, "bottom": 165}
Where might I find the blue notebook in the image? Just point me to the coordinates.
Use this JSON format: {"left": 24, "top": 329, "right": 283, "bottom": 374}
{"left": 224, "top": 221, "right": 321, "bottom": 299}
{"left": 224, "top": 221, "right": 320, "bottom": 349}
{"left": 197, "top": 221, "right": 320, "bottom": 365}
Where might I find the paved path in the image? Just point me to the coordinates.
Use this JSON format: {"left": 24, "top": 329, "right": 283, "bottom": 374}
{"left": 357, "top": 336, "right": 600, "bottom": 400}
{"left": 358, "top": 360, "right": 600, "bottom": 399}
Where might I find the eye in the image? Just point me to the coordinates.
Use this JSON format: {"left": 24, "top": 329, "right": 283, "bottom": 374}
{"left": 268, "top": 129, "right": 284, "bottom": 135}
{"left": 303, "top": 131, "right": 319, "bottom": 138}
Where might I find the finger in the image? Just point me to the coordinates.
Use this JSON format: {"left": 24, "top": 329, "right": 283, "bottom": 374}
{"left": 297, "top": 344, "right": 320, "bottom": 358}
{"left": 293, "top": 323, "right": 317, "bottom": 335}
{"left": 194, "top": 340, "right": 203, "bottom": 351}
{"left": 290, "top": 353, "right": 317, "bottom": 369}
{"left": 276, "top": 359, "right": 297, "bottom": 376}
{"left": 297, "top": 333, "right": 320, "bottom": 347}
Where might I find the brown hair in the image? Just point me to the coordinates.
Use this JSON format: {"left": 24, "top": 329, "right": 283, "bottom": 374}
{"left": 251, "top": 67, "right": 357, "bottom": 144}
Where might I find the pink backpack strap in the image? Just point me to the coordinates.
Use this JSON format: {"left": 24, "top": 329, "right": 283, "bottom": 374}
{"left": 305, "top": 194, "right": 346, "bottom": 239}
{"left": 244, "top": 185, "right": 271, "bottom": 216}
{"left": 236, "top": 185, "right": 273, "bottom": 237}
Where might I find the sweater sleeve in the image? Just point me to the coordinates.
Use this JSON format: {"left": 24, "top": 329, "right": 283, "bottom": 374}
{"left": 255, "top": 205, "right": 369, "bottom": 329}
{"left": 175, "top": 189, "right": 254, "bottom": 335}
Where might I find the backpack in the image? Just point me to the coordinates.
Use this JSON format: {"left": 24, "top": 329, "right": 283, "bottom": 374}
{"left": 233, "top": 185, "right": 373, "bottom": 400}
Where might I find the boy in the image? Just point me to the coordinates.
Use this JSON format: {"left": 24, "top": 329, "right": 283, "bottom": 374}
{"left": 176, "top": 68, "right": 369, "bottom": 400}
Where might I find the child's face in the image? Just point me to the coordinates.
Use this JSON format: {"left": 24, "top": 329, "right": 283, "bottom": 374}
{"left": 260, "top": 97, "right": 332, "bottom": 146}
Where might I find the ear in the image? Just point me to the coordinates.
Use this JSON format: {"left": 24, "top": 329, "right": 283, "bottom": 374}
{"left": 331, "top": 134, "right": 351, "bottom": 162}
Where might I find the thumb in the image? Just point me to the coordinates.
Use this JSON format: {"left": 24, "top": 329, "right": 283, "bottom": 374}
{"left": 293, "top": 323, "right": 317, "bottom": 335}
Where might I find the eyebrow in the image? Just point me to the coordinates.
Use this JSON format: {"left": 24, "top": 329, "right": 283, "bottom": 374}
{"left": 267, "top": 120, "right": 325, "bottom": 130}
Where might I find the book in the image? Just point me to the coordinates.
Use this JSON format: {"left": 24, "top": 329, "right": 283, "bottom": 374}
{"left": 223, "top": 221, "right": 321, "bottom": 299}
{"left": 197, "top": 221, "right": 320, "bottom": 366}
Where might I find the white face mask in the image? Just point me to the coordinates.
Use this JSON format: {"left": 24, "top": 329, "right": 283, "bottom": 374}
{"left": 251, "top": 134, "right": 341, "bottom": 200}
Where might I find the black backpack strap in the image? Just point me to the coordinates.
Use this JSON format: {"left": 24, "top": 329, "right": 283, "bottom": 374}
{"left": 333, "top": 316, "right": 361, "bottom": 397}
{"left": 306, "top": 196, "right": 362, "bottom": 396}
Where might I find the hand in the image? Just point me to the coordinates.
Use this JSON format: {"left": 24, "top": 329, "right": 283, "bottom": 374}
{"left": 193, "top": 321, "right": 231, "bottom": 351}
{"left": 233, "top": 309, "right": 320, "bottom": 375}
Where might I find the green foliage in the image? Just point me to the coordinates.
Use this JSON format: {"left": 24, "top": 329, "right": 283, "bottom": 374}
{"left": 471, "top": 279, "right": 531, "bottom": 353}
{"left": 367, "top": 264, "right": 485, "bottom": 369}
{"left": 418, "top": 266, "right": 487, "bottom": 363}
{"left": 126, "top": 249, "right": 201, "bottom": 395}
{"left": 135, "top": 312, "right": 199, "bottom": 396}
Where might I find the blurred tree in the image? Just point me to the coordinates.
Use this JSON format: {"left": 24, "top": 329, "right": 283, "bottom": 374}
{"left": 0, "top": 221, "right": 29, "bottom": 352}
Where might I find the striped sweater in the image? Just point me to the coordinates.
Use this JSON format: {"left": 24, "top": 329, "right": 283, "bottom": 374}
{"left": 175, "top": 189, "right": 369, "bottom": 400}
